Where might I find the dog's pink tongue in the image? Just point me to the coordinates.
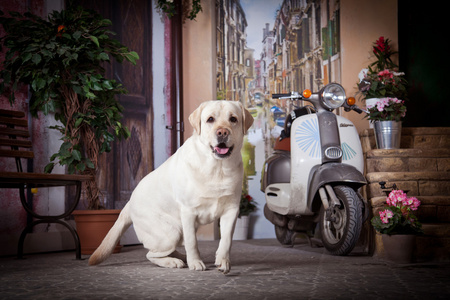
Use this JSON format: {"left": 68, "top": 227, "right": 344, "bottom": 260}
{"left": 214, "top": 147, "right": 229, "bottom": 155}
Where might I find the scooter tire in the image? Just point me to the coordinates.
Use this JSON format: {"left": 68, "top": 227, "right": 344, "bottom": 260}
{"left": 319, "top": 185, "right": 363, "bottom": 256}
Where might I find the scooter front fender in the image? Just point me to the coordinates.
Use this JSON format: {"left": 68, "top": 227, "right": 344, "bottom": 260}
{"left": 307, "top": 163, "right": 366, "bottom": 207}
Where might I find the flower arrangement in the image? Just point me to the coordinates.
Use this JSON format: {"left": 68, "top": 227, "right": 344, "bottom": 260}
{"left": 156, "top": 0, "right": 202, "bottom": 21}
{"left": 365, "top": 97, "right": 407, "bottom": 122}
{"left": 239, "top": 193, "right": 257, "bottom": 218}
{"left": 357, "top": 37, "right": 407, "bottom": 100}
{"left": 371, "top": 189, "right": 423, "bottom": 235}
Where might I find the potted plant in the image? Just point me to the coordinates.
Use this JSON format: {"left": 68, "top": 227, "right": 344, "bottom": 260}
{"left": 371, "top": 189, "right": 422, "bottom": 263}
{"left": 0, "top": 6, "right": 139, "bottom": 254}
{"left": 357, "top": 36, "right": 408, "bottom": 101}
{"left": 357, "top": 37, "right": 408, "bottom": 148}
{"left": 233, "top": 192, "right": 257, "bottom": 240}
{"left": 365, "top": 97, "right": 407, "bottom": 149}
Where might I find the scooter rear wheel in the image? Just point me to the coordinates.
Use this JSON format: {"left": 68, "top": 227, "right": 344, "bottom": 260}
{"left": 319, "top": 185, "right": 363, "bottom": 256}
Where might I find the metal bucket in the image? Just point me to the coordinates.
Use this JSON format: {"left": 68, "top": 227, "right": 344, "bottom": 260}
{"left": 374, "top": 121, "right": 402, "bottom": 149}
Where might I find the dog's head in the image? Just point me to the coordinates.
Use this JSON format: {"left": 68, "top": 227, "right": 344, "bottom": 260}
{"left": 189, "top": 100, "right": 254, "bottom": 159}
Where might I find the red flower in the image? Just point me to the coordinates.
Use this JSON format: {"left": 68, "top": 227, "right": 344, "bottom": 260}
{"left": 373, "top": 36, "right": 390, "bottom": 55}
{"left": 56, "top": 25, "right": 65, "bottom": 37}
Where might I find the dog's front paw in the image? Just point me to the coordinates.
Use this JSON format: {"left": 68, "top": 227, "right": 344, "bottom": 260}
{"left": 215, "top": 258, "right": 231, "bottom": 274}
{"left": 188, "top": 259, "right": 206, "bottom": 271}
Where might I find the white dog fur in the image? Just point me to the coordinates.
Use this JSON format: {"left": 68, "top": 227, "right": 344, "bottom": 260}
{"left": 88, "top": 100, "right": 254, "bottom": 274}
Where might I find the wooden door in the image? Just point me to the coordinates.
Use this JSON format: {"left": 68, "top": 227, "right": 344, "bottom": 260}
{"left": 74, "top": 0, "right": 153, "bottom": 209}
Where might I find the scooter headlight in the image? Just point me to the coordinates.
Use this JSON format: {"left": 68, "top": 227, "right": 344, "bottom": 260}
{"left": 320, "top": 83, "right": 346, "bottom": 109}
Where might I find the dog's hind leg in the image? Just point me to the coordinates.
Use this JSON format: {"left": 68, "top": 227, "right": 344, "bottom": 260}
{"left": 140, "top": 226, "right": 185, "bottom": 269}
{"left": 145, "top": 246, "right": 185, "bottom": 269}
{"left": 146, "top": 253, "right": 185, "bottom": 269}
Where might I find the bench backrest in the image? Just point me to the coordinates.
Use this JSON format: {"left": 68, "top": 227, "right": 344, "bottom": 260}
{"left": 0, "top": 109, "right": 34, "bottom": 172}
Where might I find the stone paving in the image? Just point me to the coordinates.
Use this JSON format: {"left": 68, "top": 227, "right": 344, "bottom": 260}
{"left": 1, "top": 239, "right": 449, "bottom": 299}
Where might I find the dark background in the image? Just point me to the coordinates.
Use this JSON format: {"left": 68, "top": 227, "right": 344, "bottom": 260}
{"left": 398, "top": 0, "right": 449, "bottom": 127}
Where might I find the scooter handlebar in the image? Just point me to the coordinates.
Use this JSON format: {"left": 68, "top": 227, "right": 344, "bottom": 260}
{"left": 272, "top": 93, "right": 293, "bottom": 99}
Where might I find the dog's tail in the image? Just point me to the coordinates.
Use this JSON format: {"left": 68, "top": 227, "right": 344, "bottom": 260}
{"left": 88, "top": 204, "right": 132, "bottom": 266}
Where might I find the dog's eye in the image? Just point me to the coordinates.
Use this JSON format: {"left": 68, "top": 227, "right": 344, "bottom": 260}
{"left": 230, "top": 116, "right": 238, "bottom": 123}
{"left": 207, "top": 117, "right": 214, "bottom": 123}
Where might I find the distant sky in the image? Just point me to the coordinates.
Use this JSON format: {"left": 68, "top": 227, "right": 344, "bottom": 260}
{"left": 240, "top": 0, "right": 282, "bottom": 59}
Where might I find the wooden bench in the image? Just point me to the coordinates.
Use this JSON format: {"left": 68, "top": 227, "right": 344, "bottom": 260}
{"left": 0, "top": 108, "right": 93, "bottom": 259}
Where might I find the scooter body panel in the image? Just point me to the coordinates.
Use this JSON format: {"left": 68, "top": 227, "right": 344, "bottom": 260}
{"left": 290, "top": 114, "right": 322, "bottom": 215}
{"left": 264, "top": 113, "right": 365, "bottom": 216}
{"left": 336, "top": 115, "right": 364, "bottom": 173}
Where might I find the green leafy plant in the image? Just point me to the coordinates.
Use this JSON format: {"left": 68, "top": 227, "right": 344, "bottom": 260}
{"left": 0, "top": 6, "right": 139, "bottom": 209}
{"left": 371, "top": 189, "right": 422, "bottom": 235}
{"left": 239, "top": 192, "right": 257, "bottom": 218}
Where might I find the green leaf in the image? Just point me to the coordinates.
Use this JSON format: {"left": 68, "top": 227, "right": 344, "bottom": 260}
{"left": 76, "top": 162, "right": 86, "bottom": 172}
{"left": 74, "top": 117, "right": 83, "bottom": 128}
{"left": 44, "top": 162, "right": 55, "bottom": 174}
{"left": 89, "top": 35, "right": 99, "bottom": 47}
{"left": 22, "top": 52, "right": 32, "bottom": 63}
{"left": 68, "top": 164, "right": 75, "bottom": 174}
{"left": 92, "top": 82, "right": 103, "bottom": 91}
{"left": 31, "top": 53, "right": 41, "bottom": 64}
{"left": 72, "top": 149, "right": 82, "bottom": 161}
{"left": 73, "top": 31, "right": 82, "bottom": 40}
{"left": 85, "top": 158, "right": 95, "bottom": 169}
{"left": 102, "top": 80, "right": 113, "bottom": 89}
{"left": 98, "top": 52, "right": 109, "bottom": 61}
{"left": 35, "top": 77, "right": 46, "bottom": 90}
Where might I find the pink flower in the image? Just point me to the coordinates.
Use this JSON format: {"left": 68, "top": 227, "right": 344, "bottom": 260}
{"left": 378, "top": 69, "right": 394, "bottom": 80}
{"left": 379, "top": 209, "right": 393, "bottom": 224}
{"left": 409, "top": 197, "right": 421, "bottom": 211}
{"left": 387, "top": 189, "right": 408, "bottom": 207}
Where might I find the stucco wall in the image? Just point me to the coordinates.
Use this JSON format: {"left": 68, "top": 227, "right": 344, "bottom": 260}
{"left": 182, "top": 0, "right": 216, "bottom": 139}
{"left": 340, "top": 0, "right": 398, "bottom": 132}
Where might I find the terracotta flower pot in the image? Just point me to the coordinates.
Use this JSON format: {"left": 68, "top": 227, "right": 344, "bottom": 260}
{"left": 72, "top": 209, "right": 122, "bottom": 255}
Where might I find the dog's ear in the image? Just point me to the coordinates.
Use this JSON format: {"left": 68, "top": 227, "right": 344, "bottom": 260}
{"left": 189, "top": 102, "right": 205, "bottom": 135}
{"left": 238, "top": 102, "right": 254, "bottom": 134}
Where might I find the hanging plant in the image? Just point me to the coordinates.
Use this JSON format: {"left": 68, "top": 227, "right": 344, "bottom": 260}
{"left": 156, "top": 0, "right": 203, "bottom": 21}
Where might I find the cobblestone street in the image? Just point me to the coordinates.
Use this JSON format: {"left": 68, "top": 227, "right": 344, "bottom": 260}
{"left": 1, "top": 239, "right": 449, "bottom": 299}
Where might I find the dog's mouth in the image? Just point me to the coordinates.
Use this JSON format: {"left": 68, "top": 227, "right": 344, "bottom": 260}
{"left": 211, "top": 143, "right": 234, "bottom": 158}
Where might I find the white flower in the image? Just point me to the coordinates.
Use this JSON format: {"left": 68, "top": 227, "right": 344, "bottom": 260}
{"left": 358, "top": 68, "right": 368, "bottom": 82}
{"left": 392, "top": 71, "right": 405, "bottom": 77}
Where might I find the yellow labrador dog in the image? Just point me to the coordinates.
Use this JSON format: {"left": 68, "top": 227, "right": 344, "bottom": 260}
{"left": 88, "top": 100, "right": 253, "bottom": 274}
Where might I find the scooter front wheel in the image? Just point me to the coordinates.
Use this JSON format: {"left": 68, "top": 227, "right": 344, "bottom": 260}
{"left": 319, "top": 185, "right": 363, "bottom": 256}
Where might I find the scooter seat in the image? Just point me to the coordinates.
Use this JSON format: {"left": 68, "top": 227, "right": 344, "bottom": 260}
{"left": 274, "top": 137, "right": 290, "bottom": 151}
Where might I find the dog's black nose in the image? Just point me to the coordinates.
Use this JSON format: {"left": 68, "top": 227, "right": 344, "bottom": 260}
{"left": 216, "top": 128, "right": 229, "bottom": 137}
{"left": 216, "top": 128, "right": 229, "bottom": 143}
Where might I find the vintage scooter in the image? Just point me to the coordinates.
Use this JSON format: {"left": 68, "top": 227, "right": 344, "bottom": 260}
{"left": 261, "top": 83, "right": 368, "bottom": 255}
